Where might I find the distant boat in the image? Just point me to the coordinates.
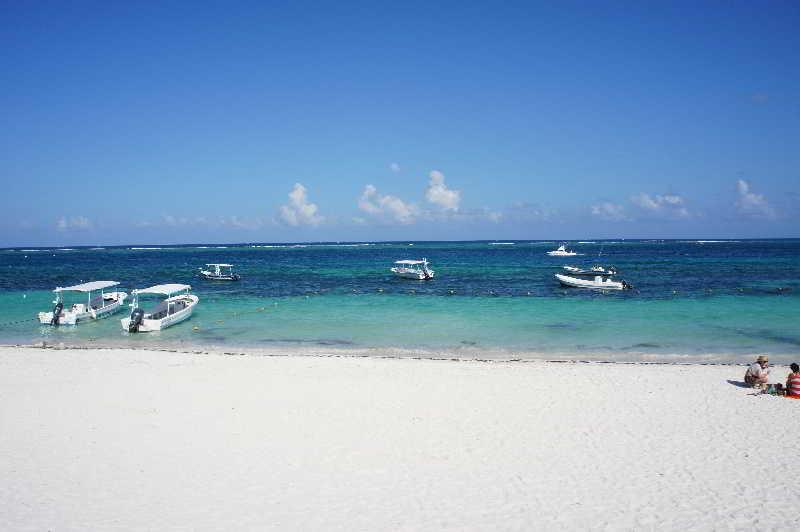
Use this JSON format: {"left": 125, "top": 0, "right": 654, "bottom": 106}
{"left": 122, "top": 284, "right": 198, "bottom": 333}
{"left": 391, "top": 259, "right": 435, "bottom": 280}
{"left": 547, "top": 244, "right": 578, "bottom": 256}
{"left": 555, "top": 273, "right": 631, "bottom": 290}
{"left": 38, "top": 281, "right": 128, "bottom": 326}
{"left": 199, "top": 263, "right": 240, "bottom": 281}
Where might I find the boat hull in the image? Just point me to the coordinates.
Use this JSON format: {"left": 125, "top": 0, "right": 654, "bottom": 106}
{"left": 391, "top": 268, "right": 435, "bottom": 280}
{"left": 555, "top": 273, "right": 624, "bottom": 290}
{"left": 38, "top": 292, "right": 128, "bottom": 325}
{"left": 121, "top": 294, "right": 199, "bottom": 332}
{"left": 199, "top": 271, "right": 240, "bottom": 281}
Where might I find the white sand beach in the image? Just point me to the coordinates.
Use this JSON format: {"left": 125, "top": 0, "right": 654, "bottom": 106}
{"left": 1, "top": 346, "right": 798, "bottom": 531}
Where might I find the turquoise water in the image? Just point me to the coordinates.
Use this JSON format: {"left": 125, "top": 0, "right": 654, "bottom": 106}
{"left": 1, "top": 240, "right": 798, "bottom": 363}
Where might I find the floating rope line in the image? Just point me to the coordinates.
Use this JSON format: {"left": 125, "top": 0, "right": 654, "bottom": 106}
{"left": 0, "top": 317, "right": 37, "bottom": 329}
{"left": 190, "top": 305, "right": 273, "bottom": 332}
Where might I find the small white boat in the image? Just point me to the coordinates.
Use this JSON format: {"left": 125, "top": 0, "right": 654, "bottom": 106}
{"left": 121, "top": 284, "right": 198, "bottom": 333}
{"left": 563, "top": 265, "right": 617, "bottom": 276}
{"left": 199, "top": 263, "right": 240, "bottom": 281}
{"left": 391, "top": 259, "right": 435, "bottom": 280}
{"left": 38, "top": 281, "right": 127, "bottom": 326}
{"left": 547, "top": 244, "right": 578, "bottom": 256}
{"left": 555, "top": 273, "right": 631, "bottom": 290}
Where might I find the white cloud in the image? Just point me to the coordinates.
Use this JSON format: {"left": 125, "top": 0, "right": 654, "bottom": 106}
{"left": 390, "top": 162, "right": 400, "bottom": 173}
{"left": 735, "top": 179, "right": 775, "bottom": 219}
{"left": 591, "top": 202, "right": 630, "bottom": 222}
{"left": 504, "top": 202, "right": 557, "bottom": 223}
{"left": 630, "top": 193, "right": 690, "bottom": 219}
{"left": 218, "top": 216, "right": 263, "bottom": 230}
{"left": 425, "top": 170, "right": 461, "bottom": 211}
{"left": 56, "top": 216, "right": 92, "bottom": 232}
{"left": 279, "top": 183, "right": 324, "bottom": 227}
{"left": 358, "top": 184, "right": 417, "bottom": 224}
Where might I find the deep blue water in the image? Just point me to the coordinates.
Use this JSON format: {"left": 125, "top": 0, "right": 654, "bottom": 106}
{"left": 1, "top": 240, "right": 798, "bottom": 363}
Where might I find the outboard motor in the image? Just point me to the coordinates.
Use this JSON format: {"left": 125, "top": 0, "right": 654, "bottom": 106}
{"left": 622, "top": 280, "right": 633, "bottom": 290}
{"left": 128, "top": 308, "right": 145, "bottom": 333}
{"left": 50, "top": 302, "right": 64, "bottom": 326}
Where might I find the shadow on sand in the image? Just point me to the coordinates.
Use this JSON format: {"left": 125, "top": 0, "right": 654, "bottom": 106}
{"left": 727, "top": 379, "right": 751, "bottom": 389}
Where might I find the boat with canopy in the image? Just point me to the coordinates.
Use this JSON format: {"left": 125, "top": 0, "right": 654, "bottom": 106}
{"left": 199, "top": 263, "right": 240, "bottom": 281}
{"left": 391, "top": 259, "right": 435, "bottom": 280}
{"left": 121, "top": 283, "right": 198, "bottom": 332}
{"left": 38, "top": 281, "right": 128, "bottom": 325}
{"left": 563, "top": 265, "right": 618, "bottom": 276}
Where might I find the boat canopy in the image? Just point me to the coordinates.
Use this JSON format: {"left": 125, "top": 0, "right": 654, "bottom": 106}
{"left": 135, "top": 283, "right": 191, "bottom": 296}
{"left": 395, "top": 260, "right": 426, "bottom": 265}
{"left": 206, "top": 263, "right": 233, "bottom": 267}
{"left": 54, "top": 281, "right": 119, "bottom": 293}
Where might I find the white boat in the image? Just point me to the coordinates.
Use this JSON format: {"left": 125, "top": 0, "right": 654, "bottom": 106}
{"left": 391, "top": 259, "right": 435, "bottom": 280}
{"left": 38, "top": 281, "right": 127, "bottom": 325}
{"left": 563, "top": 265, "right": 617, "bottom": 276}
{"left": 555, "top": 273, "right": 631, "bottom": 290}
{"left": 547, "top": 244, "right": 578, "bottom": 256}
{"left": 121, "top": 284, "right": 199, "bottom": 333}
{"left": 199, "top": 263, "right": 240, "bottom": 281}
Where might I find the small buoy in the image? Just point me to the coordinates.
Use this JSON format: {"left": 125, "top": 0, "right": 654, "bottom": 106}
{"left": 192, "top": 326, "right": 200, "bottom": 331}
{"left": 377, "top": 288, "right": 384, "bottom": 292}
{"left": 22, "top": 294, "right": 26, "bottom": 298}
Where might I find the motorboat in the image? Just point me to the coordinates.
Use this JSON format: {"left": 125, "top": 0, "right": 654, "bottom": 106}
{"left": 121, "top": 284, "right": 199, "bottom": 332}
{"left": 391, "top": 259, "right": 435, "bottom": 280}
{"left": 563, "top": 265, "right": 617, "bottom": 276}
{"left": 547, "top": 244, "right": 578, "bottom": 256}
{"left": 555, "top": 273, "right": 631, "bottom": 290}
{"left": 199, "top": 263, "right": 240, "bottom": 281}
{"left": 38, "top": 281, "right": 128, "bottom": 326}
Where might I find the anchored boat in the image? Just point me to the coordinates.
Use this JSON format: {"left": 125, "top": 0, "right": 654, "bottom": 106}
{"left": 199, "top": 263, "right": 240, "bottom": 281}
{"left": 547, "top": 244, "right": 578, "bottom": 256}
{"left": 391, "top": 259, "right": 435, "bottom": 280}
{"left": 38, "top": 281, "right": 127, "bottom": 325}
{"left": 555, "top": 273, "right": 632, "bottom": 290}
{"left": 563, "top": 265, "right": 618, "bottom": 276}
{"left": 121, "top": 284, "right": 198, "bottom": 333}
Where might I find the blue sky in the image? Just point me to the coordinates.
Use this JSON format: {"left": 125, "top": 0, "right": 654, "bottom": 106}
{"left": 1, "top": 1, "right": 798, "bottom": 246}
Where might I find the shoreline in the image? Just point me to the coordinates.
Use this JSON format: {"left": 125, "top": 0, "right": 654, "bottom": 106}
{"left": 2, "top": 340, "right": 790, "bottom": 367}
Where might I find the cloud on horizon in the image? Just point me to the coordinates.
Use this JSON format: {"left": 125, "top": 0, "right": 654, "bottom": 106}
{"left": 630, "top": 193, "right": 691, "bottom": 219}
{"left": 425, "top": 170, "right": 461, "bottom": 211}
{"left": 279, "top": 183, "right": 324, "bottom": 227}
{"left": 590, "top": 202, "right": 630, "bottom": 222}
{"left": 358, "top": 184, "right": 418, "bottom": 224}
{"left": 56, "top": 216, "right": 92, "bottom": 232}
{"left": 735, "top": 179, "right": 775, "bottom": 219}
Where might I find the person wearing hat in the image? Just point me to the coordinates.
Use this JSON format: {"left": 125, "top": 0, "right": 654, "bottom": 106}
{"left": 744, "top": 355, "right": 771, "bottom": 386}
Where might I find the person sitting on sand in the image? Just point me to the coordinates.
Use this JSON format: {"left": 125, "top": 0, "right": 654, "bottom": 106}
{"left": 786, "top": 363, "right": 800, "bottom": 398}
{"left": 744, "top": 355, "right": 770, "bottom": 386}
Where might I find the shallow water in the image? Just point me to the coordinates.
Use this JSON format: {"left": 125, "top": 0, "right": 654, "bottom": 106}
{"left": 1, "top": 240, "right": 798, "bottom": 363}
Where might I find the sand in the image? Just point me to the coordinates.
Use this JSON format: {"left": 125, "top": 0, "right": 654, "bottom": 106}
{"left": 1, "top": 347, "right": 798, "bottom": 531}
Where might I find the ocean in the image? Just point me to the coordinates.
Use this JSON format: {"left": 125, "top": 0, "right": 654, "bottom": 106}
{"left": 1, "top": 240, "right": 798, "bottom": 363}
